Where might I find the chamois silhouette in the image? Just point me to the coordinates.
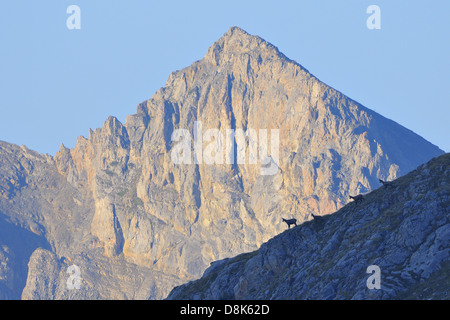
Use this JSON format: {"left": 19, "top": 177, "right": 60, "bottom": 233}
{"left": 311, "top": 213, "right": 326, "bottom": 225}
{"left": 282, "top": 218, "right": 297, "bottom": 229}
{"left": 349, "top": 194, "right": 364, "bottom": 203}
{"left": 310, "top": 213, "right": 326, "bottom": 231}
{"left": 379, "top": 179, "right": 393, "bottom": 187}
{"left": 311, "top": 213, "right": 324, "bottom": 221}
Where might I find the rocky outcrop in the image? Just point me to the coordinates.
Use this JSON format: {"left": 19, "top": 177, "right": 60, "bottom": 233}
{"left": 0, "top": 27, "right": 445, "bottom": 299}
{"left": 167, "top": 154, "right": 450, "bottom": 300}
{"left": 0, "top": 245, "right": 15, "bottom": 299}
{"left": 91, "top": 199, "right": 123, "bottom": 257}
{"left": 21, "top": 248, "right": 62, "bottom": 300}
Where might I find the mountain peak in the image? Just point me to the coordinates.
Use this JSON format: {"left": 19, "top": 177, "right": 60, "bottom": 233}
{"left": 205, "top": 26, "right": 287, "bottom": 66}
{"left": 1, "top": 27, "right": 446, "bottom": 301}
{"left": 224, "top": 26, "right": 250, "bottom": 38}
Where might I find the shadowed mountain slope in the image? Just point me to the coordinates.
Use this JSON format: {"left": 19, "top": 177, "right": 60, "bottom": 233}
{"left": 167, "top": 153, "right": 449, "bottom": 300}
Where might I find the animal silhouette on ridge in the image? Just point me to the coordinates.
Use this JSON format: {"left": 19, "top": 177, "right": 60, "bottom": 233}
{"left": 349, "top": 194, "right": 364, "bottom": 203}
{"left": 311, "top": 213, "right": 324, "bottom": 221}
{"left": 379, "top": 179, "right": 393, "bottom": 187}
{"left": 282, "top": 218, "right": 297, "bottom": 229}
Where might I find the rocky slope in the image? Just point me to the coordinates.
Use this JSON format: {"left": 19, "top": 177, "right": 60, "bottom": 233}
{"left": 0, "top": 27, "right": 444, "bottom": 299}
{"left": 167, "top": 153, "right": 450, "bottom": 300}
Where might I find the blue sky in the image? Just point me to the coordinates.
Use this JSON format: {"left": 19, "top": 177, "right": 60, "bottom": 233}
{"left": 0, "top": 1, "right": 449, "bottom": 155}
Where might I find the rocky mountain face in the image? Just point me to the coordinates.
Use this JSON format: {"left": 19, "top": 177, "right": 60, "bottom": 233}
{"left": 0, "top": 27, "right": 444, "bottom": 299}
{"left": 167, "top": 153, "right": 450, "bottom": 300}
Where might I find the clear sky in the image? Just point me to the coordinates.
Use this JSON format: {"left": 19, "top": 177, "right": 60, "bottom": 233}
{"left": 1, "top": 1, "right": 449, "bottom": 155}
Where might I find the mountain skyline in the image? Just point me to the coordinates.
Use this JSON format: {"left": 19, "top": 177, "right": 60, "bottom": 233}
{"left": 1, "top": 1, "right": 449, "bottom": 155}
